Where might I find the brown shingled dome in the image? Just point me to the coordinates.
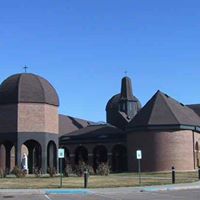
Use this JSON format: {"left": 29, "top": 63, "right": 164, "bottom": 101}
{"left": 0, "top": 73, "right": 59, "bottom": 106}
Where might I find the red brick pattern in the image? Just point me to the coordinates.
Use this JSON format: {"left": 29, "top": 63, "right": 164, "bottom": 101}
{"left": 18, "top": 103, "right": 58, "bottom": 133}
{"left": 127, "top": 130, "right": 196, "bottom": 171}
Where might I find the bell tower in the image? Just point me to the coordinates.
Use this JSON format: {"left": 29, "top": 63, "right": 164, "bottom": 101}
{"left": 106, "top": 76, "right": 141, "bottom": 129}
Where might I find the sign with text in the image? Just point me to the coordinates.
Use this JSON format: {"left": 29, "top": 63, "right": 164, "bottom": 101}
{"left": 58, "top": 148, "right": 65, "bottom": 158}
{"left": 136, "top": 150, "right": 142, "bottom": 160}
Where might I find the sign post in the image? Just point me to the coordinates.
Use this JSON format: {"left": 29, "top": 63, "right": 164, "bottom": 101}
{"left": 58, "top": 148, "right": 65, "bottom": 188}
{"left": 136, "top": 150, "right": 142, "bottom": 185}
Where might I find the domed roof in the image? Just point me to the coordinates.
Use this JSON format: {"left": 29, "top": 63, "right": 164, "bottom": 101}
{"left": 106, "top": 76, "right": 141, "bottom": 111}
{"left": 106, "top": 93, "right": 141, "bottom": 111}
{"left": 105, "top": 76, "right": 141, "bottom": 129}
{"left": 0, "top": 73, "right": 59, "bottom": 106}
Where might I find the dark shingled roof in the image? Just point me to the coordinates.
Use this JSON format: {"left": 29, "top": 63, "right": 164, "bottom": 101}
{"left": 0, "top": 73, "right": 59, "bottom": 106}
{"left": 106, "top": 76, "right": 141, "bottom": 111}
{"left": 106, "top": 94, "right": 141, "bottom": 111}
{"left": 187, "top": 104, "right": 200, "bottom": 117}
{"left": 59, "top": 114, "right": 91, "bottom": 136}
{"left": 60, "top": 124, "right": 124, "bottom": 142}
{"left": 128, "top": 90, "right": 200, "bottom": 129}
{"left": 120, "top": 76, "right": 135, "bottom": 101}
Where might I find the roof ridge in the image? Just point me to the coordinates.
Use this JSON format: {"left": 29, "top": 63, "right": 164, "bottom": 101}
{"left": 147, "top": 92, "right": 158, "bottom": 124}
{"left": 34, "top": 74, "right": 46, "bottom": 103}
{"left": 160, "top": 92, "right": 180, "bottom": 124}
{"left": 17, "top": 74, "right": 22, "bottom": 102}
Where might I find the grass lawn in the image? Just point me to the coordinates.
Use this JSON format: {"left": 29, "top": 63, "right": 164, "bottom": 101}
{"left": 0, "top": 172, "right": 199, "bottom": 189}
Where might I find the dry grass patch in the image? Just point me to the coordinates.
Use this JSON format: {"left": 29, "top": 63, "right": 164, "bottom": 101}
{"left": 0, "top": 171, "right": 199, "bottom": 189}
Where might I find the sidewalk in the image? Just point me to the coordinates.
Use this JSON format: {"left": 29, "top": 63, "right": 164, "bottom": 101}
{"left": 91, "top": 180, "right": 200, "bottom": 195}
{"left": 0, "top": 181, "right": 199, "bottom": 195}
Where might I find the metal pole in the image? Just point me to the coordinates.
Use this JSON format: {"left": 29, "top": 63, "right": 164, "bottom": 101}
{"left": 172, "top": 166, "right": 175, "bottom": 184}
{"left": 84, "top": 169, "right": 88, "bottom": 188}
{"left": 138, "top": 159, "right": 141, "bottom": 185}
{"left": 198, "top": 167, "right": 200, "bottom": 180}
{"left": 60, "top": 158, "right": 63, "bottom": 188}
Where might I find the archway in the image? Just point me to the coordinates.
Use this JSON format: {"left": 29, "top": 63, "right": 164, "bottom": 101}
{"left": 74, "top": 146, "right": 88, "bottom": 165}
{"left": 24, "top": 140, "right": 42, "bottom": 174}
{"left": 112, "top": 145, "right": 127, "bottom": 172}
{"left": 2, "top": 141, "right": 14, "bottom": 173}
{"left": 47, "top": 141, "right": 57, "bottom": 170}
{"left": 93, "top": 145, "right": 107, "bottom": 172}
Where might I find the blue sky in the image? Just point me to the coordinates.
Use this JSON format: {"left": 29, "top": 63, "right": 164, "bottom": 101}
{"left": 0, "top": 0, "right": 200, "bottom": 121}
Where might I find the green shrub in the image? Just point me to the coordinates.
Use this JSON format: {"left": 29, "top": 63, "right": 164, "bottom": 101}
{"left": 11, "top": 166, "right": 26, "bottom": 178}
{"left": 64, "top": 164, "right": 73, "bottom": 177}
{"left": 74, "top": 161, "right": 86, "bottom": 177}
{"left": 87, "top": 165, "right": 95, "bottom": 175}
{"left": 96, "top": 162, "right": 110, "bottom": 176}
{"left": 47, "top": 167, "right": 57, "bottom": 177}
{"left": 0, "top": 168, "right": 6, "bottom": 178}
{"left": 33, "top": 168, "right": 42, "bottom": 177}
{"left": 74, "top": 162, "right": 95, "bottom": 176}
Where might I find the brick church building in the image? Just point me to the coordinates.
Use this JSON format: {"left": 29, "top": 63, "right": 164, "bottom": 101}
{"left": 0, "top": 72, "right": 200, "bottom": 173}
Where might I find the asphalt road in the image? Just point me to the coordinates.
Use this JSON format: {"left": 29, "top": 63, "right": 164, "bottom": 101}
{"left": 0, "top": 189, "right": 200, "bottom": 200}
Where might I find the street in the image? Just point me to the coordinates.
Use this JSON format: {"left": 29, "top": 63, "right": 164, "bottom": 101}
{"left": 0, "top": 189, "right": 200, "bottom": 200}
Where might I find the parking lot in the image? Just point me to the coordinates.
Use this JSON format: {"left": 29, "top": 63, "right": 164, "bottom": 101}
{"left": 0, "top": 188, "right": 200, "bottom": 200}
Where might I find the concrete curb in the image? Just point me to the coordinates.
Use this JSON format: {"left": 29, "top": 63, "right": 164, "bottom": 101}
{"left": 0, "top": 189, "right": 45, "bottom": 195}
{"left": 141, "top": 184, "right": 200, "bottom": 192}
{"left": 0, "top": 181, "right": 200, "bottom": 195}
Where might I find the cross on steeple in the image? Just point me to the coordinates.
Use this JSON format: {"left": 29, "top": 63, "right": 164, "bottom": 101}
{"left": 124, "top": 70, "right": 128, "bottom": 76}
{"left": 23, "top": 65, "right": 28, "bottom": 73}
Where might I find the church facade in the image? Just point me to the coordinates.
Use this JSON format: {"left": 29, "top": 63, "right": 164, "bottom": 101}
{"left": 0, "top": 72, "right": 199, "bottom": 173}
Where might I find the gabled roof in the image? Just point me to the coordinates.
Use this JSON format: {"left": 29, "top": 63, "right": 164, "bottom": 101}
{"left": 59, "top": 114, "right": 91, "bottom": 136}
{"left": 128, "top": 90, "right": 200, "bottom": 129}
{"left": 60, "top": 124, "right": 124, "bottom": 143}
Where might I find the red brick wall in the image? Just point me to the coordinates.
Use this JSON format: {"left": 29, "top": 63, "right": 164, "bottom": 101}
{"left": 127, "top": 130, "right": 196, "bottom": 172}
{"left": 18, "top": 103, "right": 58, "bottom": 133}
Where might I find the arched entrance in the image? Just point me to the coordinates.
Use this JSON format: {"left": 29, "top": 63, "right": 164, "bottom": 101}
{"left": 47, "top": 141, "right": 57, "bottom": 169}
{"left": 112, "top": 145, "right": 127, "bottom": 172}
{"left": 24, "top": 140, "right": 42, "bottom": 174}
{"left": 0, "top": 142, "right": 14, "bottom": 173}
{"left": 75, "top": 146, "right": 88, "bottom": 165}
{"left": 93, "top": 145, "right": 107, "bottom": 172}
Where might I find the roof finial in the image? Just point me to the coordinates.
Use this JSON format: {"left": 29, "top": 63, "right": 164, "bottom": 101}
{"left": 23, "top": 65, "right": 28, "bottom": 73}
{"left": 124, "top": 70, "right": 128, "bottom": 76}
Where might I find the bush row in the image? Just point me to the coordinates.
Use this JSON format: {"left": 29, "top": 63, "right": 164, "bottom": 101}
{"left": 0, "top": 162, "right": 110, "bottom": 178}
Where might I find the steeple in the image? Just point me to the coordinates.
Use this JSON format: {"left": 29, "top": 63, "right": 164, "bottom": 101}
{"left": 106, "top": 76, "right": 141, "bottom": 130}
{"left": 120, "top": 76, "right": 134, "bottom": 101}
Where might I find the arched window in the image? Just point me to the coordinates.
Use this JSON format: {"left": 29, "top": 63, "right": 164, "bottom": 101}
{"left": 112, "top": 145, "right": 127, "bottom": 172}
{"left": 74, "top": 146, "right": 88, "bottom": 165}
{"left": 93, "top": 145, "right": 107, "bottom": 171}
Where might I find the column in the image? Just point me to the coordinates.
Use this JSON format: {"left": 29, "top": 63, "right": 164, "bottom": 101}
{"left": 41, "top": 145, "right": 47, "bottom": 173}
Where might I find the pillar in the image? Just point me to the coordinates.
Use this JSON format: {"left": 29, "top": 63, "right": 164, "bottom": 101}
{"left": 42, "top": 145, "right": 47, "bottom": 173}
